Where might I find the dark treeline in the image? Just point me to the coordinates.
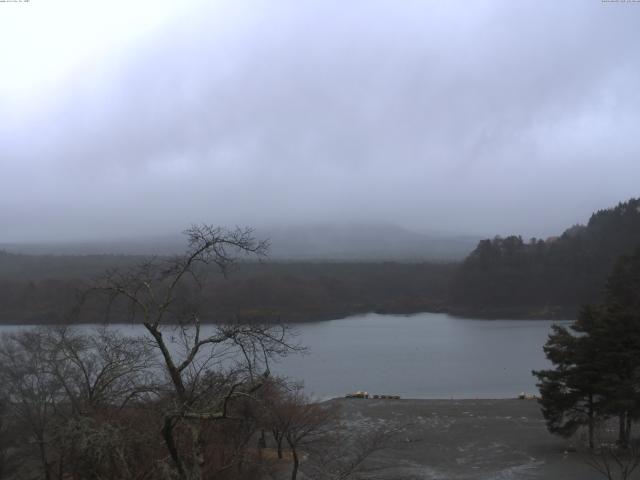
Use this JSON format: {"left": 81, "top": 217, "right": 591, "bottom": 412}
{"left": 0, "top": 253, "right": 455, "bottom": 324}
{"left": 3, "top": 197, "right": 640, "bottom": 323}
{"left": 450, "top": 198, "right": 640, "bottom": 318}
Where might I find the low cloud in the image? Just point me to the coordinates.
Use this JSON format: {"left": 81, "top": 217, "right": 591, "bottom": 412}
{"left": 1, "top": 0, "right": 639, "bottom": 242}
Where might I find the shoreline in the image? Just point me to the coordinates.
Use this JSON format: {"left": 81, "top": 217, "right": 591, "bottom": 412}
{"left": 331, "top": 397, "right": 601, "bottom": 479}
{"left": 0, "top": 306, "right": 576, "bottom": 326}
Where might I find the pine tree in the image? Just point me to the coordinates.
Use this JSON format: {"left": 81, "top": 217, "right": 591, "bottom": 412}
{"left": 533, "top": 307, "right": 604, "bottom": 449}
{"left": 534, "top": 247, "right": 640, "bottom": 449}
{"left": 592, "top": 248, "right": 640, "bottom": 447}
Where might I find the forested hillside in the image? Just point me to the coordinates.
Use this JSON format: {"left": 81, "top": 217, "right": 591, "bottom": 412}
{"left": 3, "top": 198, "right": 639, "bottom": 324}
{"left": 450, "top": 198, "right": 640, "bottom": 318}
{"left": 0, "top": 255, "right": 454, "bottom": 324}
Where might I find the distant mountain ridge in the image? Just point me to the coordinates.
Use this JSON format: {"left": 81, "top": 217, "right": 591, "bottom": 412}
{"left": 1, "top": 223, "right": 480, "bottom": 261}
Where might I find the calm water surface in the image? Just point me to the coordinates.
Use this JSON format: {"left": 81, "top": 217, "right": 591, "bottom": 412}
{"left": 0, "top": 312, "right": 568, "bottom": 399}
{"left": 274, "top": 313, "right": 568, "bottom": 399}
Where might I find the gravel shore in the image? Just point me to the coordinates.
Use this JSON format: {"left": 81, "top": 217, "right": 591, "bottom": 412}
{"left": 329, "top": 398, "right": 604, "bottom": 480}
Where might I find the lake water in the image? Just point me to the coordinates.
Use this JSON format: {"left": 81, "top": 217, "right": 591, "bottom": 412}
{"left": 0, "top": 312, "right": 568, "bottom": 399}
{"left": 274, "top": 313, "right": 566, "bottom": 399}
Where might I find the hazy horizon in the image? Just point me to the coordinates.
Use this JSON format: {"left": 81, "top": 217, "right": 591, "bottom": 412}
{"left": 2, "top": 1, "right": 639, "bottom": 243}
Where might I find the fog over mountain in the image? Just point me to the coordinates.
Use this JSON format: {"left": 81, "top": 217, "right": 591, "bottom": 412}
{"left": 0, "top": 223, "right": 480, "bottom": 261}
{"left": 1, "top": 1, "right": 639, "bottom": 243}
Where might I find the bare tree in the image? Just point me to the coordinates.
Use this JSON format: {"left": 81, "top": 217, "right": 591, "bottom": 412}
{"left": 581, "top": 421, "right": 640, "bottom": 480}
{"left": 585, "top": 443, "right": 640, "bottom": 480}
{"left": 44, "top": 326, "right": 158, "bottom": 413}
{"left": 261, "top": 384, "right": 337, "bottom": 480}
{"left": 0, "top": 226, "right": 303, "bottom": 480}
{"left": 303, "top": 423, "right": 395, "bottom": 480}
{"left": 256, "top": 377, "right": 295, "bottom": 460}
{"left": 88, "top": 225, "right": 302, "bottom": 480}
{"left": 0, "top": 396, "right": 6, "bottom": 478}
{"left": 0, "top": 329, "right": 61, "bottom": 480}
{"left": 0, "top": 326, "right": 160, "bottom": 480}
{"left": 257, "top": 379, "right": 395, "bottom": 480}
{"left": 0, "top": 387, "right": 20, "bottom": 479}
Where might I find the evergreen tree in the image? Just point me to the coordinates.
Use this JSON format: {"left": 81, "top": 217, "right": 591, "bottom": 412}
{"left": 593, "top": 248, "right": 640, "bottom": 446}
{"left": 533, "top": 307, "right": 604, "bottom": 449}
{"left": 534, "top": 247, "right": 640, "bottom": 448}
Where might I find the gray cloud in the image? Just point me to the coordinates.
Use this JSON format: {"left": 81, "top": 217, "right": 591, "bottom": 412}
{"left": 1, "top": 0, "right": 639, "bottom": 242}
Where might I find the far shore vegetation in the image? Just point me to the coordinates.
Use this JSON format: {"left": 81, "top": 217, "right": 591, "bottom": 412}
{"left": 1, "top": 197, "right": 639, "bottom": 325}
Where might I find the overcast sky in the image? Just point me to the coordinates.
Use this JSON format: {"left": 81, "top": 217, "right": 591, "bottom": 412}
{"left": 1, "top": 0, "right": 639, "bottom": 242}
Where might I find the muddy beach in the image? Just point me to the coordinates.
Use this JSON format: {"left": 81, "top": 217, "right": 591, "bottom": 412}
{"left": 325, "top": 398, "right": 604, "bottom": 480}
